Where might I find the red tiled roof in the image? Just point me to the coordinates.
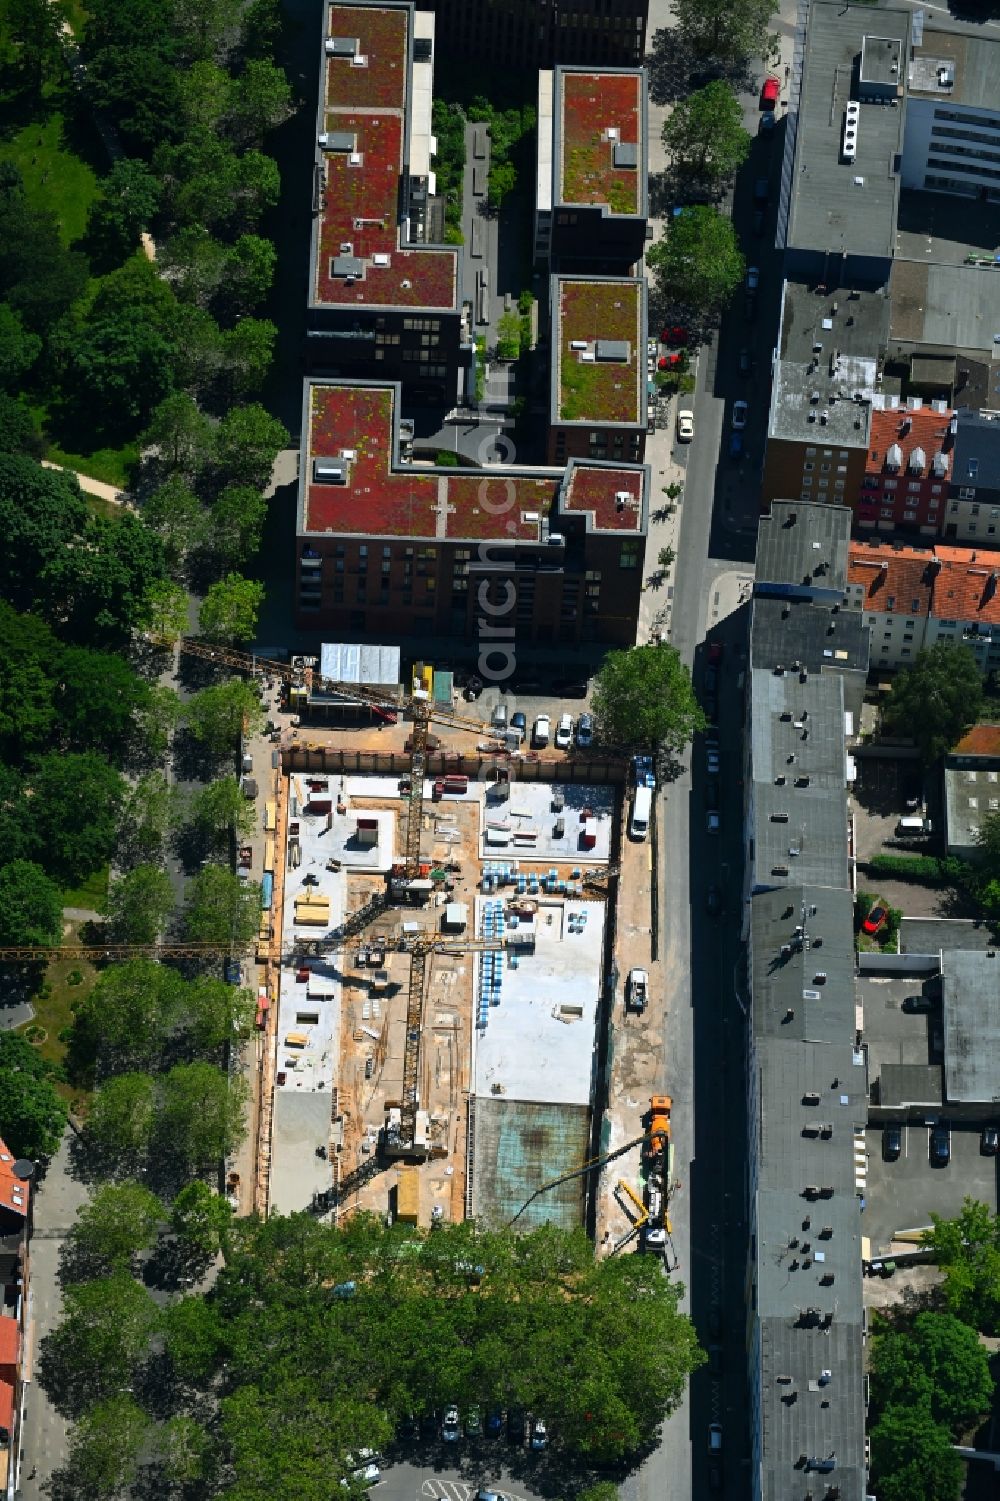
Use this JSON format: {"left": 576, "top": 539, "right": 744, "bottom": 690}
{"left": 0, "top": 1140, "right": 28, "bottom": 1221}
{"left": 557, "top": 279, "right": 642, "bottom": 425}
{"left": 0, "top": 1321, "right": 17, "bottom": 1377}
{"left": 563, "top": 465, "right": 643, "bottom": 532}
{"left": 304, "top": 384, "right": 646, "bottom": 540}
{"left": 954, "top": 725, "right": 1000, "bottom": 758}
{"left": 326, "top": 6, "right": 407, "bottom": 110}
{"left": 866, "top": 406, "right": 954, "bottom": 480}
{"left": 847, "top": 541, "right": 936, "bottom": 610}
{"left": 0, "top": 1380, "right": 12, "bottom": 1434}
{"left": 560, "top": 71, "right": 641, "bottom": 213}
{"left": 932, "top": 546, "right": 1000, "bottom": 626}
{"left": 315, "top": 6, "right": 456, "bottom": 310}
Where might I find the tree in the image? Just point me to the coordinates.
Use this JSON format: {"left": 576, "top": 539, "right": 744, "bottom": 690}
{"left": 0, "top": 171, "right": 88, "bottom": 333}
{"left": 0, "top": 600, "right": 61, "bottom": 759}
{"left": 226, "top": 58, "right": 294, "bottom": 147}
{"left": 870, "top": 1312, "right": 993, "bottom": 1432}
{"left": 159, "top": 1061, "right": 247, "bottom": 1172}
{"left": 170, "top": 1180, "right": 233, "bottom": 1260}
{"left": 592, "top": 644, "right": 706, "bottom": 751}
{"left": 144, "top": 477, "right": 208, "bottom": 571}
{"left": 673, "top": 0, "right": 777, "bottom": 65}
{"left": 222, "top": 316, "right": 277, "bottom": 396}
{"left": 0, "top": 860, "right": 63, "bottom": 947}
{"left": 27, "top": 752, "right": 126, "bottom": 883}
{"left": 68, "top": 1181, "right": 162, "bottom": 1270}
{"left": 184, "top": 865, "right": 261, "bottom": 948}
{"left": 924, "top": 1198, "right": 1000, "bottom": 1331}
{"left": 189, "top": 776, "right": 257, "bottom": 843}
{"left": 883, "top": 641, "right": 982, "bottom": 764}
{"left": 4, "top": 0, "right": 63, "bottom": 103}
{"left": 0, "top": 1031, "right": 67, "bottom": 1158}
{"left": 41, "top": 508, "right": 167, "bottom": 644}
{"left": 0, "top": 396, "right": 43, "bottom": 457}
{"left": 488, "top": 159, "right": 517, "bottom": 207}
{"left": 84, "top": 46, "right": 182, "bottom": 156}
{"left": 199, "top": 573, "right": 265, "bottom": 644}
{"left": 154, "top": 1413, "right": 213, "bottom": 1487}
{"left": 645, "top": 205, "right": 744, "bottom": 316}
{"left": 81, "top": 960, "right": 185, "bottom": 1066}
{"left": 171, "top": 0, "right": 243, "bottom": 63}
{"left": 496, "top": 310, "right": 522, "bottom": 362}
{"left": 869, "top": 1406, "right": 963, "bottom": 1501}
{"left": 0, "top": 302, "right": 41, "bottom": 390}
{"left": 160, "top": 225, "right": 229, "bottom": 308}
{"left": 164, "top": 1296, "right": 225, "bottom": 1383}
{"left": 63, "top": 1395, "right": 151, "bottom": 1499}
{"left": 224, "top": 233, "right": 277, "bottom": 315}
{"left": 85, "top": 1073, "right": 156, "bottom": 1165}
{"left": 85, "top": 157, "right": 161, "bottom": 267}
{"left": 142, "top": 393, "right": 214, "bottom": 476}
{"left": 143, "top": 579, "right": 190, "bottom": 644}
{"left": 662, "top": 82, "right": 751, "bottom": 182}
{"left": 171, "top": 302, "right": 226, "bottom": 397}
{"left": 213, "top": 403, "right": 287, "bottom": 489}
{"left": 208, "top": 484, "right": 268, "bottom": 568}
{"left": 241, "top": 0, "right": 285, "bottom": 58}
{"left": 177, "top": 58, "right": 230, "bottom": 132}
{"left": 134, "top": 682, "right": 182, "bottom": 760}
{"left": 54, "top": 646, "right": 152, "bottom": 756}
{"left": 186, "top": 679, "right": 266, "bottom": 757}
{"left": 186, "top": 976, "right": 256, "bottom": 1052}
{"left": 0, "top": 456, "right": 89, "bottom": 616}
{"left": 38, "top": 1272, "right": 160, "bottom": 1416}
{"left": 53, "top": 302, "right": 178, "bottom": 434}
{"left": 105, "top": 865, "right": 176, "bottom": 944}
{"left": 119, "top": 771, "right": 176, "bottom": 862}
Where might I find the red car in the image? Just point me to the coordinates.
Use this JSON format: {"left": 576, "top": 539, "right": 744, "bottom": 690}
{"left": 862, "top": 901, "right": 889, "bottom": 936}
{"left": 660, "top": 325, "right": 687, "bottom": 346}
{"left": 658, "top": 353, "right": 681, "bottom": 370}
{"left": 708, "top": 641, "right": 723, "bottom": 665}
{"left": 760, "top": 75, "right": 780, "bottom": 109}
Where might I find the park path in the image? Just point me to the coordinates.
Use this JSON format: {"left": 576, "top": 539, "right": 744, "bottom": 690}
{"left": 40, "top": 460, "right": 125, "bottom": 505}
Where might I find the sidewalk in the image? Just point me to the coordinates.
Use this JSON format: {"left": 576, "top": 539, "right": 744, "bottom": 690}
{"left": 40, "top": 460, "right": 125, "bottom": 506}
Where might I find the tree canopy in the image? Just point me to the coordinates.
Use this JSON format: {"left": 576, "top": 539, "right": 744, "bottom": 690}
{"left": 870, "top": 1311, "right": 992, "bottom": 1432}
{"left": 869, "top": 1405, "right": 964, "bottom": 1501}
{"left": 0, "top": 859, "right": 63, "bottom": 947}
{"left": 186, "top": 678, "right": 266, "bottom": 757}
{"left": 0, "top": 1031, "right": 68, "bottom": 1159}
{"left": 923, "top": 1198, "right": 1000, "bottom": 1331}
{"left": 882, "top": 641, "right": 982, "bottom": 764}
{"left": 591, "top": 644, "right": 706, "bottom": 751}
{"left": 645, "top": 205, "right": 744, "bottom": 317}
{"left": 662, "top": 82, "right": 751, "bottom": 182}
{"left": 672, "top": 0, "right": 777, "bottom": 64}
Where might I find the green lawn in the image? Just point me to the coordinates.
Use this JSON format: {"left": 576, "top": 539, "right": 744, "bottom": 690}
{"left": 46, "top": 439, "right": 137, "bottom": 490}
{"left": 0, "top": 111, "right": 98, "bottom": 246}
{"left": 17, "top": 922, "right": 98, "bottom": 1110}
{"left": 57, "top": 0, "right": 89, "bottom": 36}
{"left": 60, "top": 864, "right": 109, "bottom": 912}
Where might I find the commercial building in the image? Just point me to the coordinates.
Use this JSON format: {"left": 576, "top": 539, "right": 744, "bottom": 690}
{"left": 414, "top": 0, "right": 648, "bottom": 69}
{"left": 901, "top": 27, "right": 1000, "bottom": 203}
{"left": 307, "top": 1, "right": 467, "bottom": 405}
{"left": 887, "top": 260, "right": 1000, "bottom": 411}
{"left": 944, "top": 724, "right": 1000, "bottom": 857}
{"left": 296, "top": 378, "right": 648, "bottom": 644}
{"left": 535, "top": 67, "right": 648, "bottom": 271}
{"left": 745, "top": 501, "right": 870, "bottom": 1501}
{"left": 547, "top": 276, "right": 647, "bottom": 465}
{"left": 855, "top": 398, "right": 955, "bottom": 535}
{"left": 780, "top": 2, "right": 910, "bottom": 284}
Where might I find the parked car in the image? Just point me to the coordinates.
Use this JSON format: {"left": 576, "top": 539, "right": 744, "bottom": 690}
{"left": 882, "top": 1125, "right": 902, "bottom": 1162}
{"left": 754, "top": 176, "right": 769, "bottom": 203}
{"left": 555, "top": 712, "right": 573, "bottom": 749}
{"left": 530, "top": 1418, "right": 548, "bottom": 1451}
{"left": 759, "top": 110, "right": 776, "bottom": 133}
{"left": 576, "top": 712, "right": 594, "bottom": 747}
{"left": 930, "top": 1124, "right": 951, "bottom": 1166}
{"left": 707, "top": 749, "right": 720, "bottom": 774}
{"left": 738, "top": 348, "right": 752, "bottom": 375}
{"left": 732, "top": 399, "right": 749, "bottom": 429}
{"left": 626, "top": 967, "right": 649, "bottom": 1014}
{"left": 706, "top": 884, "right": 722, "bottom": 917}
{"left": 982, "top": 1125, "right": 999, "bottom": 1156}
{"left": 708, "top": 640, "right": 723, "bottom": 664}
{"left": 342, "top": 1464, "right": 380, "bottom": 1489}
{"left": 706, "top": 810, "right": 720, "bottom": 834}
{"left": 708, "top": 1423, "right": 723, "bottom": 1453}
{"left": 507, "top": 1407, "right": 526, "bottom": 1444}
{"left": 442, "top": 1407, "right": 461, "bottom": 1442}
{"left": 862, "top": 900, "right": 889, "bottom": 935}
{"left": 510, "top": 711, "right": 526, "bottom": 734}
{"left": 486, "top": 1406, "right": 504, "bottom": 1438}
{"left": 420, "top": 1411, "right": 439, "bottom": 1441}
{"left": 661, "top": 324, "right": 687, "bottom": 345}
{"left": 745, "top": 266, "right": 759, "bottom": 292}
{"left": 532, "top": 714, "right": 550, "bottom": 748}
{"left": 709, "top": 1459, "right": 723, "bottom": 1491}
{"left": 398, "top": 1413, "right": 419, "bottom": 1441}
{"left": 744, "top": 292, "right": 757, "bottom": 320}
{"left": 647, "top": 355, "right": 656, "bottom": 375}
{"left": 729, "top": 431, "right": 744, "bottom": 459}
{"left": 901, "top": 993, "right": 935, "bottom": 1013}
{"left": 677, "top": 408, "right": 695, "bottom": 442}
{"left": 465, "top": 1405, "right": 483, "bottom": 1438}
{"left": 705, "top": 779, "right": 720, "bottom": 808}
{"left": 753, "top": 207, "right": 765, "bottom": 235}
{"left": 760, "top": 74, "right": 780, "bottom": 108}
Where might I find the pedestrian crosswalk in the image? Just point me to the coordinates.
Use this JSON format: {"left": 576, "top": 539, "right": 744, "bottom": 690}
{"left": 420, "top": 1480, "right": 530, "bottom": 1501}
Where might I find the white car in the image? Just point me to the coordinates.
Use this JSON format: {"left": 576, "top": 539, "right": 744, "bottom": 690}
{"left": 647, "top": 337, "right": 658, "bottom": 356}
{"left": 746, "top": 265, "right": 759, "bottom": 291}
{"left": 647, "top": 355, "right": 656, "bottom": 375}
{"left": 555, "top": 713, "right": 573, "bottom": 749}
{"left": 532, "top": 714, "right": 551, "bottom": 747}
{"left": 707, "top": 750, "right": 720, "bottom": 775}
{"left": 706, "top": 811, "right": 720, "bottom": 835}
{"left": 732, "top": 399, "right": 749, "bottom": 430}
{"left": 677, "top": 409, "right": 695, "bottom": 442}
{"left": 441, "top": 1406, "right": 461, "bottom": 1442}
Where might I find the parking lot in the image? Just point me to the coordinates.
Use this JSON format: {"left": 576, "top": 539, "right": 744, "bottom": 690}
{"left": 863, "top": 1121, "right": 999, "bottom": 1254}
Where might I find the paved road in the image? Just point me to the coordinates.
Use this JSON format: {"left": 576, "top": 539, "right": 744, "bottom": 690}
{"left": 372, "top": 1457, "right": 548, "bottom": 1501}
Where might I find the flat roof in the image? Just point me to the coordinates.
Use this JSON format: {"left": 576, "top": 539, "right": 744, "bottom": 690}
{"left": 471, "top": 1098, "right": 591, "bottom": 1230}
{"left": 786, "top": 1, "right": 909, "bottom": 262}
{"left": 751, "top": 597, "right": 870, "bottom": 677}
{"left": 756, "top": 501, "right": 853, "bottom": 599}
{"left": 556, "top": 68, "right": 644, "bottom": 214}
{"left": 319, "top": 642, "right": 401, "bottom": 686}
{"left": 779, "top": 280, "right": 891, "bottom": 366}
{"left": 300, "top": 379, "right": 648, "bottom": 540}
{"left": 553, "top": 277, "right": 645, "bottom": 427}
{"left": 751, "top": 887, "right": 858, "bottom": 1043}
{"left": 944, "top": 759, "right": 1000, "bottom": 853}
{"left": 311, "top": 3, "right": 457, "bottom": 310}
{"left": 942, "top": 948, "right": 1000, "bottom": 1103}
{"left": 890, "top": 260, "right": 1000, "bottom": 358}
{"left": 908, "top": 28, "right": 1000, "bottom": 112}
{"left": 769, "top": 359, "right": 875, "bottom": 447}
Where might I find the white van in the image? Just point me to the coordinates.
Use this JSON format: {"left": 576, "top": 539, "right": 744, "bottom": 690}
{"left": 896, "top": 815, "right": 931, "bottom": 836}
{"left": 630, "top": 784, "right": 652, "bottom": 840}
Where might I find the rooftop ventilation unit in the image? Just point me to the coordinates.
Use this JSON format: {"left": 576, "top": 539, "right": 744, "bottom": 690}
{"left": 842, "top": 103, "right": 860, "bottom": 163}
{"left": 937, "top": 63, "right": 955, "bottom": 86}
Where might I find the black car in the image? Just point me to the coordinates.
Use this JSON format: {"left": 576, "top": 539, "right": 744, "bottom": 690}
{"left": 507, "top": 1408, "right": 526, "bottom": 1444}
{"left": 419, "top": 1411, "right": 439, "bottom": 1442}
{"left": 510, "top": 711, "right": 526, "bottom": 733}
{"left": 882, "top": 1126, "right": 901, "bottom": 1162}
{"left": 930, "top": 1124, "right": 951, "bottom": 1166}
{"left": 485, "top": 1405, "right": 504, "bottom": 1438}
{"left": 705, "top": 779, "right": 720, "bottom": 808}
{"left": 982, "top": 1126, "right": 999, "bottom": 1156}
{"left": 398, "top": 1413, "right": 419, "bottom": 1441}
{"left": 902, "top": 994, "right": 935, "bottom": 1013}
{"left": 753, "top": 176, "right": 769, "bottom": 203}
{"left": 738, "top": 348, "right": 752, "bottom": 376}
{"left": 706, "top": 885, "right": 722, "bottom": 917}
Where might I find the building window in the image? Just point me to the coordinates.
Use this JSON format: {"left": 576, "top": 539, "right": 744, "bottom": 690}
{"left": 960, "top": 487, "right": 976, "bottom": 499}
{"left": 931, "top": 485, "right": 942, "bottom": 495}
{"left": 907, "top": 482, "right": 921, "bottom": 493}
{"left": 880, "top": 507, "right": 894, "bottom": 518}
{"left": 884, "top": 479, "right": 897, "bottom": 491}
{"left": 619, "top": 542, "right": 640, "bottom": 569}
{"left": 802, "top": 475, "right": 813, "bottom": 487}
{"left": 903, "top": 510, "right": 917, "bottom": 521}
{"left": 901, "top": 647, "right": 911, "bottom": 657}
{"left": 803, "top": 461, "right": 814, "bottom": 473}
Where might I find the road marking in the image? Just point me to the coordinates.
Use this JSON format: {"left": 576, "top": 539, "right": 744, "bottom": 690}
{"left": 420, "top": 1482, "right": 531, "bottom": 1501}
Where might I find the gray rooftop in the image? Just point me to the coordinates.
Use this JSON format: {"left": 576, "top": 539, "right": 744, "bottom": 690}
{"left": 942, "top": 948, "right": 1000, "bottom": 1103}
{"left": 908, "top": 28, "right": 1000, "bottom": 112}
{"left": 877, "top": 1062, "right": 944, "bottom": 1108}
{"left": 900, "top": 916, "right": 1000, "bottom": 955}
{"left": 751, "top": 886, "right": 858, "bottom": 1044}
{"left": 890, "top": 261, "right": 1000, "bottom": 360}
{"left": 755, "top": 502, "right": 853, "bottom": 602}
{"left": 786, "top": 1, "right": 909, "bottom": 263}
{"left": 751, "top": 598, "right": 869, "bottom": 678}
{"left": 769, "top": 358, "right": 875, "bottom": 447}
{"left": 779, "top": 280, "right": 890, "bottom": 366}
{"left": 954, "top": 409, "right": 1000, "bottom": 492}
{"left": 944, "top": 758, "right": 1000, "bottom": 856}
{"left": 750, "top": 670, "right": 850, "bottom": 892}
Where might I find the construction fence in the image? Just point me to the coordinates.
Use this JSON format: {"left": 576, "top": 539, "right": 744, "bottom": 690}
{"left": 282, "top": 745, "right": 628, "bottom": 784}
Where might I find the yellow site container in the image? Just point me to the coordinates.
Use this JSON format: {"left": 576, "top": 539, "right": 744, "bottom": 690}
{"left": 264, "top": 801, "right": 277, "bottom": 832}
{"left": 263, "top": 837, "right": 275, "bottom": 873}
{"left": 397, "top": 1166, "right": 420, "bottom": 1224}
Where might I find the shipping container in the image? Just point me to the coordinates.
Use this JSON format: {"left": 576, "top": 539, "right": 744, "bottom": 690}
{"left": 397, "top": 1165, "right": 420, "bottom": 1224}
{"left": 263, "top": 801, "right": 277, "bottom": 832}
{"left": 263, "top": 837, "right": 275, "bottom": 873}
{"left": 261, "top": 872, "right": 274, "bottom": 911}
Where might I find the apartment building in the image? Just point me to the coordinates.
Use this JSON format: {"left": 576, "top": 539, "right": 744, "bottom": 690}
{"left": 845, "top": 536, "right": 1000, "bottom": 671}
{"left": 535, "top": 66, "right": 648, "bottom": 271}
{"left": 943, "top": 409, "right": 1000, "bottom": 540}
{"left": 296, "top": 378, "right": 648, "bottom": 644}
{"left": 901, "top": 28, "right": 1000, "bottom": 203}
{"left": 306, "top": 2, "right": 467, "bottom": 405}
{"left": 855, "top": 398, "right": 954, "bottom": 535}
{"left": 745, "top": 502, "right": 870, "bottom": 1501}
{"left": 414, "top": 0, "right": 647, "bottom": 69}
{"left": 547, "top": 276, "right": 646, "bottom": 465}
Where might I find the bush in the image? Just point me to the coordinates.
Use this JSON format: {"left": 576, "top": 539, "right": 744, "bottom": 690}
{"left": 866, "top": 854, "right": 967, "bottom": 887}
